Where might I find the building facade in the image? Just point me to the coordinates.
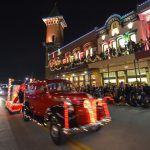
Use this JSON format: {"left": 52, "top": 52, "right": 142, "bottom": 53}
{"left": 43, "top": 1, "right": 150, "bottom": 87}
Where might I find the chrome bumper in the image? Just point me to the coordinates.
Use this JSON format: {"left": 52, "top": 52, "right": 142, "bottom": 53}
{"left": 63, "top": 117, "right": 111, "bottom": 135}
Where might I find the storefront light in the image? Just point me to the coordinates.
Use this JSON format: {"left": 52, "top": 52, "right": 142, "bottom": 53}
{"left": 58, "top": 49, "right": 61, "bottom": 55}
{"left": 84, "top": 71, "right": 87, "bottom": 74}
{"left": 146, "top": 16, "right": 150, "bottom": 22}
{"left": 90, "top": 48, "right": 93, "bottom": 56}
{"left": 127, "top": 22, "right": 133, "bottom": 29}
{"left": 30, "top": 78, "right": 33, "bottom": 83}
{"left": 112, "top": 28, "right": 119, "bottom": 36}
{"left": 72, "top": 74, "right": 75, "bottom": 76}
{"left": 62, "top": 74, "right": 66, "bottom": 77}
{"left": 25, "top": 77, "right": 29, "bottom": 81}
{"left": 101, "top": 35, "right": 105, "bottom": 40}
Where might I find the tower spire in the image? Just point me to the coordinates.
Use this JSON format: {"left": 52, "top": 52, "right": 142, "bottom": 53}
{"left": 48, "top": 1, "right": 60, "bottom": 17}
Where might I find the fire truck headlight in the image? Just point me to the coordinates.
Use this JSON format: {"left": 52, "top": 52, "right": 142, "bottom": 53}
{"left": 66, "top": 101, "right": 74, "bottom": 112}
{"left": 97, "top": 98, "right": 102, "bottom": 101}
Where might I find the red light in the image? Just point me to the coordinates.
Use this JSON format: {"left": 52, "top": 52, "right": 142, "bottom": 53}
{"left": 64, "top": 101, "right": 69, "bottom": 128}
{"left": 102, "top": 102, "right": 110, "bottom": 118}
{"left": 84, "top": 99, "right": 96, "bottom": 123}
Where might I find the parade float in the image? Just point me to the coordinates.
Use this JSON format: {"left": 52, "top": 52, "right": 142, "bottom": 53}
{"left": 5, "top": 78, "right": 26, "bottom": 113}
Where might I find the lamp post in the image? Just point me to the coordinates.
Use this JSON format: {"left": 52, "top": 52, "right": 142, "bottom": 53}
{"left": 107, "top": 64, "right": 110, "bottom": 86}
{"left": 133, "top": 60, "right": 138, "bottom": 85}
{"left": 136, "top": 59, "right": 141, "bottom": 85}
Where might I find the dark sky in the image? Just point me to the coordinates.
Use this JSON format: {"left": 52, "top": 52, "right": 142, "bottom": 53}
{"left": 0, "top": 0, "right": 145, "bottom": 83}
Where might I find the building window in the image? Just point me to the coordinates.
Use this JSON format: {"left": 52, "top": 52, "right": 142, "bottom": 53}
{"left": 111, "top": 41, "right": 117, "bottom": 49}
{"left": 86, "top": 50, "right": 89, "bottom": 58}
{"left": 85, "top": 47, "right": 93, "bottom": 58}
{"left": 90, "top": 48, "right": 93, "bottom": 56}
{"left": 112, "top": 28, "right": 119, "bottom": 36}
{"left": 103, "top": 73, "right": 108, "bottom": 78}
{"left": 118, "top": 71, "right": 125, "bottom": 77}
{"left": 127, "top": 70, "right": 135, "bottom": 76}
{"left": 74, "top": 76, "right": 78, "bottom": 81}
{"left": 74, "top": 52, "right": 78, "bottom": 60}
{"left": 85, "top": 75, "right": 89, "bottom": 81}
{"left": 91, "top": 74, "right": 96, "bottom": 80}
{"left": 139, "top": 68, "right": 146, "bottom": 75}
{"left": 79, "top": 75, "right": 84, "bottom": 81}
{"left": 118, "top": 38, "right": 125, "bottom": 48}
{"left": 130, "top": 33, "right": 136, "bottom": 43}
{"left": 103, "top": 44, "right": 108, "bottom": 52}
{"left": 70, "top": 77, "right": 73, "bottom": 82}
{"left": 70, "top": 55, "right": 74, "bottom": 62}
{"left": 109, "top": 72, "right": 116, "bottom": 77}
{"left": 52, "top": 35, "right": 55, "bottom": 42}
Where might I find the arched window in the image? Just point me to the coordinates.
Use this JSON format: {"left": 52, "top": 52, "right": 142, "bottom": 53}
{"left": 74, "top": 52, "right": 78, "bottom": 60}
{"left": 83, "top": 42, "right": 93, "bottom": 58}
{"left": 73, "top": 47, "right": 81, "bottom": 60}
{"left": 90, "top": 48, "right": 93, "bottom": 56}
{"left": 129, "top": 33, "right": 136, "bottom": 43}
{"left": 102, "top": 43, "right": 108, "bottom": 52}
{"left": 110, "top": 40, "right": 117, "bottom": 49}
{"left": 52, "top": 35, "right": 55, "bottom": 43}
{"left": 85, "top": 49, "right": 89, "bottom": 58}
{"left": 65, "top": 52, "right": 70, "bottom": 63}
{"left": 118, "top": 37, "right": 125, "bottom": 48}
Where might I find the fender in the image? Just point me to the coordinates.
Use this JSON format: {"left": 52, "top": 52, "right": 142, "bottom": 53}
{"left": 45, "top": 105, "right": 64, "bottom": 127}
{"left": 45, "top": 105, "right": 77, "bottom": 128}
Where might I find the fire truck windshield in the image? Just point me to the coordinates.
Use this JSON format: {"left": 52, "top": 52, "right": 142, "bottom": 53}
{"left": 47, "top": 82, "right": 76, "bottom": 92}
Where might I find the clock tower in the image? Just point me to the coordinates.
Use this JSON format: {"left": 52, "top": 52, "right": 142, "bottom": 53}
{"left": 42, "top": 4, "right": 67, "bottom": 78}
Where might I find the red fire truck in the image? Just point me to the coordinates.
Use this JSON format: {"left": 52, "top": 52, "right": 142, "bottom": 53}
{"left": 22, "top": 79, "right": 111, "bottom": 145}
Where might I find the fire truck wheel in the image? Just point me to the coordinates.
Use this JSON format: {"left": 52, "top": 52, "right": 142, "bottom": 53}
{"left": 22, "top": 106, "right": 30, "bottom": 122}
{"left": 91, "top": 126, "right": 101, "bottom": 132}
{"left": 50, "top": 121, "right": 66, "bottom": 145}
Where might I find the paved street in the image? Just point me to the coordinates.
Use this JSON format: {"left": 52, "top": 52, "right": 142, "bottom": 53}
{"left": 1, "top": 96, "right": 150, "bottom": 150}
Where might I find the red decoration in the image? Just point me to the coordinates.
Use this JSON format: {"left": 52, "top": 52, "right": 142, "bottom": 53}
{"left": 5, "top": 101, "right": 23, "bottom": 112}
{"left": 64, "top": 101, "right": 69, "bottom": 128}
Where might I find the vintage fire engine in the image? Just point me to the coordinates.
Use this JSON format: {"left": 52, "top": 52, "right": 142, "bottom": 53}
{"left": 5, "top": 78, "right": 26, "bottom": 113}
{"left": 22, "top": 79, "right": 111, "bottom": 145}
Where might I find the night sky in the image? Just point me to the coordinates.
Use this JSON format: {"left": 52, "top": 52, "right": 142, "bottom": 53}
{"left": 0, "top": 0, "right": 145, "bottom": 83}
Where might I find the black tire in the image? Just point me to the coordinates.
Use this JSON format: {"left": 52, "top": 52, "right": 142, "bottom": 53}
{"left": 91, "top": 126, "right": 101, "bottom": 132}
{"left": 22, "top": 105, "right": 30, "bottom": 122}
{"left": 50, "top": 121, "right": 66, "bottom": 145}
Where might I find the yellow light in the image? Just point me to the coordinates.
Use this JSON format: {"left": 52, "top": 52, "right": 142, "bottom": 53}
{"left": 124, "top": 66, "right": 128, "bottom": 69}
{"left": 146, "top": 16, "right": 150, "bottom": 22}
{"left": 127, "top": 22, "right": 133, "bottom": 29}
{"left": 101, "top": 35, "right": 105, "bottom": 40}
{"left": 84, "top": 100, "right": 96, "bottom": 123}
{"left": 112, "top": 28, "right": 119, "bottom": 36}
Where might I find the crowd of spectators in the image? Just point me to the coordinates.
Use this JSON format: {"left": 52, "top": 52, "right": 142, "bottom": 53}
{"left": 100, "top": 38, "right": 148, "bottom": 60}
{"left": 77, "top": 82, "right": 150, "bottom": 108}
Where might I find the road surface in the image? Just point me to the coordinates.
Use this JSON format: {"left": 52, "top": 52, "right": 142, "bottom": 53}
{"left": 1, "top": 96, "right": 150, "bottom": 150}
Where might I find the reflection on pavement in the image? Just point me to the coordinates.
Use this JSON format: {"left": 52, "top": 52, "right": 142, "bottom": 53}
{"left": 0, "top": 96, "right": 6, "bottom": 107}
